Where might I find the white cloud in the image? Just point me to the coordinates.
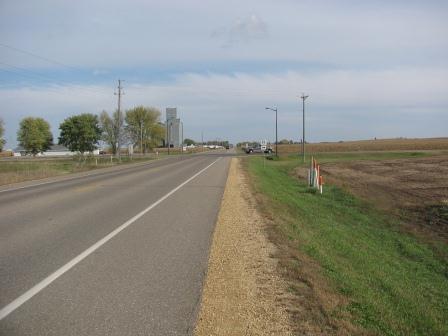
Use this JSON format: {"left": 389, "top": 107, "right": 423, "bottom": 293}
{"left": 1, "top": 1, "right": 447, "bottom": 147}
{"left": 1, "top": 1, "right": 446, "bottom": 67}
{"left": 2, "top": 67, "right": 447, "bottom": 148}
{"left": 212, "top": 14, "right": 269, "bottom": 47}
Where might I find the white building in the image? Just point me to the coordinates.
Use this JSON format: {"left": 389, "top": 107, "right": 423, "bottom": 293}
{"left": 14, "top": 145, "right": 100, "bottom": 156}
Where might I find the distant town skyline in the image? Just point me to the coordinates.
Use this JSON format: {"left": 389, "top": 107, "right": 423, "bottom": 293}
{"left": 1, "top": 0, "right": 447, "bottom": 148}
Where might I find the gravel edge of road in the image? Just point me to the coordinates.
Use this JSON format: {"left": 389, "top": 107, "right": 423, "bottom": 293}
{"left": 194, "top": 158, "right": 294, "bottom": 335}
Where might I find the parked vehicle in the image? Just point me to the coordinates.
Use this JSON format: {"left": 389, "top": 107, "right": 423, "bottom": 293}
{"left": 244, "top": 145, "right": 273, "bottom": 154}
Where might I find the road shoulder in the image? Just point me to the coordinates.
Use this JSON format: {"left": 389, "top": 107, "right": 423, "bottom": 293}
{"left": 194, "top": 158, "right": 293, "bottom": 335}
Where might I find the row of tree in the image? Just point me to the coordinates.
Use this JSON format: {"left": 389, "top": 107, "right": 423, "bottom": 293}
{"left": 236, "top": 139, "right": 301, "bottom": 147}
{"left": 0, "top": 118, "right": 5, "bottom": 152}
{"left": 7, "top": 106, "right": 165, "bottom": 155}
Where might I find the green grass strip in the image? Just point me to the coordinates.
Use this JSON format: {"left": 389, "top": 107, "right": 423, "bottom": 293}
{"left": 248, "top": 155, "right": 448, "bottom": 336}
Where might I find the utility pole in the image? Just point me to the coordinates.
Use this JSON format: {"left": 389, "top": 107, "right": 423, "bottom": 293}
{"left": 201, "top": 131, "right": 204, "bottom": 152}
{"left": 300, "top": 93, "right": 309, "bottom": 163}
{"left": 265, "top": 107, "right": 278, "bottom": 157}
{"left": 114, "top": 79, "right": 124, "bottom": 161}
{"left": 276, "top": 108, "right": 278, "bottom": 157}
{"left": 140, "top": 121, "right": 143, "bottom": 155}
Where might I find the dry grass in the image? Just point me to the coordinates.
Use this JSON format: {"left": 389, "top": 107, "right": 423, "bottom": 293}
{"left": 0, "top": 161, "right": 72, "bottom": 185}
{"left": 276, "top": 137, "right": 448, "bottom": 154}
{"left": 0, "top": 156, "right": 156, "bottom": 186}
{"left": 0, "top": 151, "right": 13, "bottom": 157}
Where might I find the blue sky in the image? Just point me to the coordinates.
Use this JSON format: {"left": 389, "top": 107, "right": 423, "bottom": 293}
{"left": 1, "top": 0, "right": 447, "bottom": 147}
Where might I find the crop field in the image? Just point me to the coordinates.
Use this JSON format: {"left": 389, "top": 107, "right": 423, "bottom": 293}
{"left": 318, "top": 155, "right": 448, "bottom": 245}
{"left": 276, "top": 137, "right": 448, "bottom": 154}
{"left": 246, "top": 149, "right": 448, "bottom": 335}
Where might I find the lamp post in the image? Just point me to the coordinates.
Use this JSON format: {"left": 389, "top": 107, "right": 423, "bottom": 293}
{"left": 300, "top": 94, "right": 309, "bottom": 163}
{"left": 265, "top": 107, "right": 278, "bottom": 157}
{"left": 167, "top": 120, "right": 171, "bottom": 155}
{"left": 181, "top": 121, "right": 184, "bottom": 154}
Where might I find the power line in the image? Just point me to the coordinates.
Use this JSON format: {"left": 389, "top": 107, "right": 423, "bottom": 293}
{"left": 0, "top": 43, "right": 79, "bottom": 71}
{"left": 127, "top": 84, "right": 298, "bottom": 97}
{"left": 0, "top": 42, "right": 114, "bottom": 96}
{"left": 0, "top": 68, "right": 110, "bottom": 98}
{"left": 0, "top": 61, "right": 112, "bottom": 96}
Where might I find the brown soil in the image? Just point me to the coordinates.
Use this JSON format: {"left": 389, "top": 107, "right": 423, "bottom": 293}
{"left": 303, "top": 155, "right": 448, "bottom": 243}
{"left": 277, "top": 137, "right": 448, "bottom": 154}
{"left": 195, "top": 158, "right": 294, "bottom": 335}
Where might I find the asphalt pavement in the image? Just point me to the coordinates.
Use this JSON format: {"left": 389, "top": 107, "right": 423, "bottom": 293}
{"left": 0, "top": 152, "right": 231, "bottom": 335}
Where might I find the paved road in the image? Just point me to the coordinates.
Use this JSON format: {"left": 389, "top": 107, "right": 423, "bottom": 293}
{"left": 0, "top": 153, "right": 232, "bottom": 335}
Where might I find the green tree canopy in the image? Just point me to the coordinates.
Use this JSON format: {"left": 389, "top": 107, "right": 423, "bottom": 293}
{"left": 183, "top": 138, "right": 195, "bottom": 146}
{"left": 17, "top": 117, "right": 53, "bottom": 155}
{"left": 151, "top": 123, "right": 165, "bottom": 148}
{"left": 99, "top": 110, "right": 125, "bottom": 155}
{"left": 58, "top": 114, "right": 101, "bottom": 154}
{"left": 0, "top": 118, "right": 5, "bottom": 152}
{"left": 125, "top": 106, "right": 163, "bottom": 152}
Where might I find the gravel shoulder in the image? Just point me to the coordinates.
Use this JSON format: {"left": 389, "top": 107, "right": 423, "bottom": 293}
{"left": 194, "top": 158, "right": 293, "bottom": 335}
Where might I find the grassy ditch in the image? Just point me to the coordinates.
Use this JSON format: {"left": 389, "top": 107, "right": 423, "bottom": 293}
{"left": 0, "top": 155, "right": 157, "bottom": 186}
{"left": 247, "top": 153, "right": 448, "bottom": 336}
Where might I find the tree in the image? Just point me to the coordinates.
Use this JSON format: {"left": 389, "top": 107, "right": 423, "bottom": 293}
{"left": 183, "top": 138, "right": 195, "bottom": 146}
{"left": 150, "top": 123, "right": 165, "bottom": 148}
{"left": 17, "top": 117, "right": 53, "bottom": 155}
{"left": 58, "top": 114, "right": 101, "bottom": 154}
{"left": 125, "top": 106, "right": 163, "bottom": 153}
{"left": 0, "top": 118, "right": 5, "bottom": 152}
{"left": 99, "top": 110, "right": 125, "bottom": 155}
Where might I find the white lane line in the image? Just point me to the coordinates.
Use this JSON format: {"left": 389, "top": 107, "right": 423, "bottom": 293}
{"left": 0, "top": 157, "right": 222, "bottom": 320}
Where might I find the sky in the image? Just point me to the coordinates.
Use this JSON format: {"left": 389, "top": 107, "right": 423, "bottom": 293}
{"left": 1, "top": 0, "right": 447, "bottom": 148}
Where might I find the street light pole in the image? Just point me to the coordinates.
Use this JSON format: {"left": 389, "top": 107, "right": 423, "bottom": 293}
{"left": 300, "top": 93, "right": 309, "bottom": 163}
{"left": 265, "top": 107, "right": 278, "bottom": 157}
{"left": 167, "top": 120, "right": 170, "bottom": 155}
{"left": 181, "top": 121, "right": 184, "bottom": 155}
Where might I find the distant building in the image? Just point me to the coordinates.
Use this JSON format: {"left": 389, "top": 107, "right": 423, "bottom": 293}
{"left": 13, "top": 144, "right": 100, "bottom": 156}
{"left": 166, "top": 107, "right": 177, "bottom": 121}
{"left": 166, "top": 107, "right": 183, "bottom": 148}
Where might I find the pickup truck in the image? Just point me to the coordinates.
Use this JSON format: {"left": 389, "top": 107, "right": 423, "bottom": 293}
{"left": 244, "top": 146, "right": 273, "bottom": 154}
